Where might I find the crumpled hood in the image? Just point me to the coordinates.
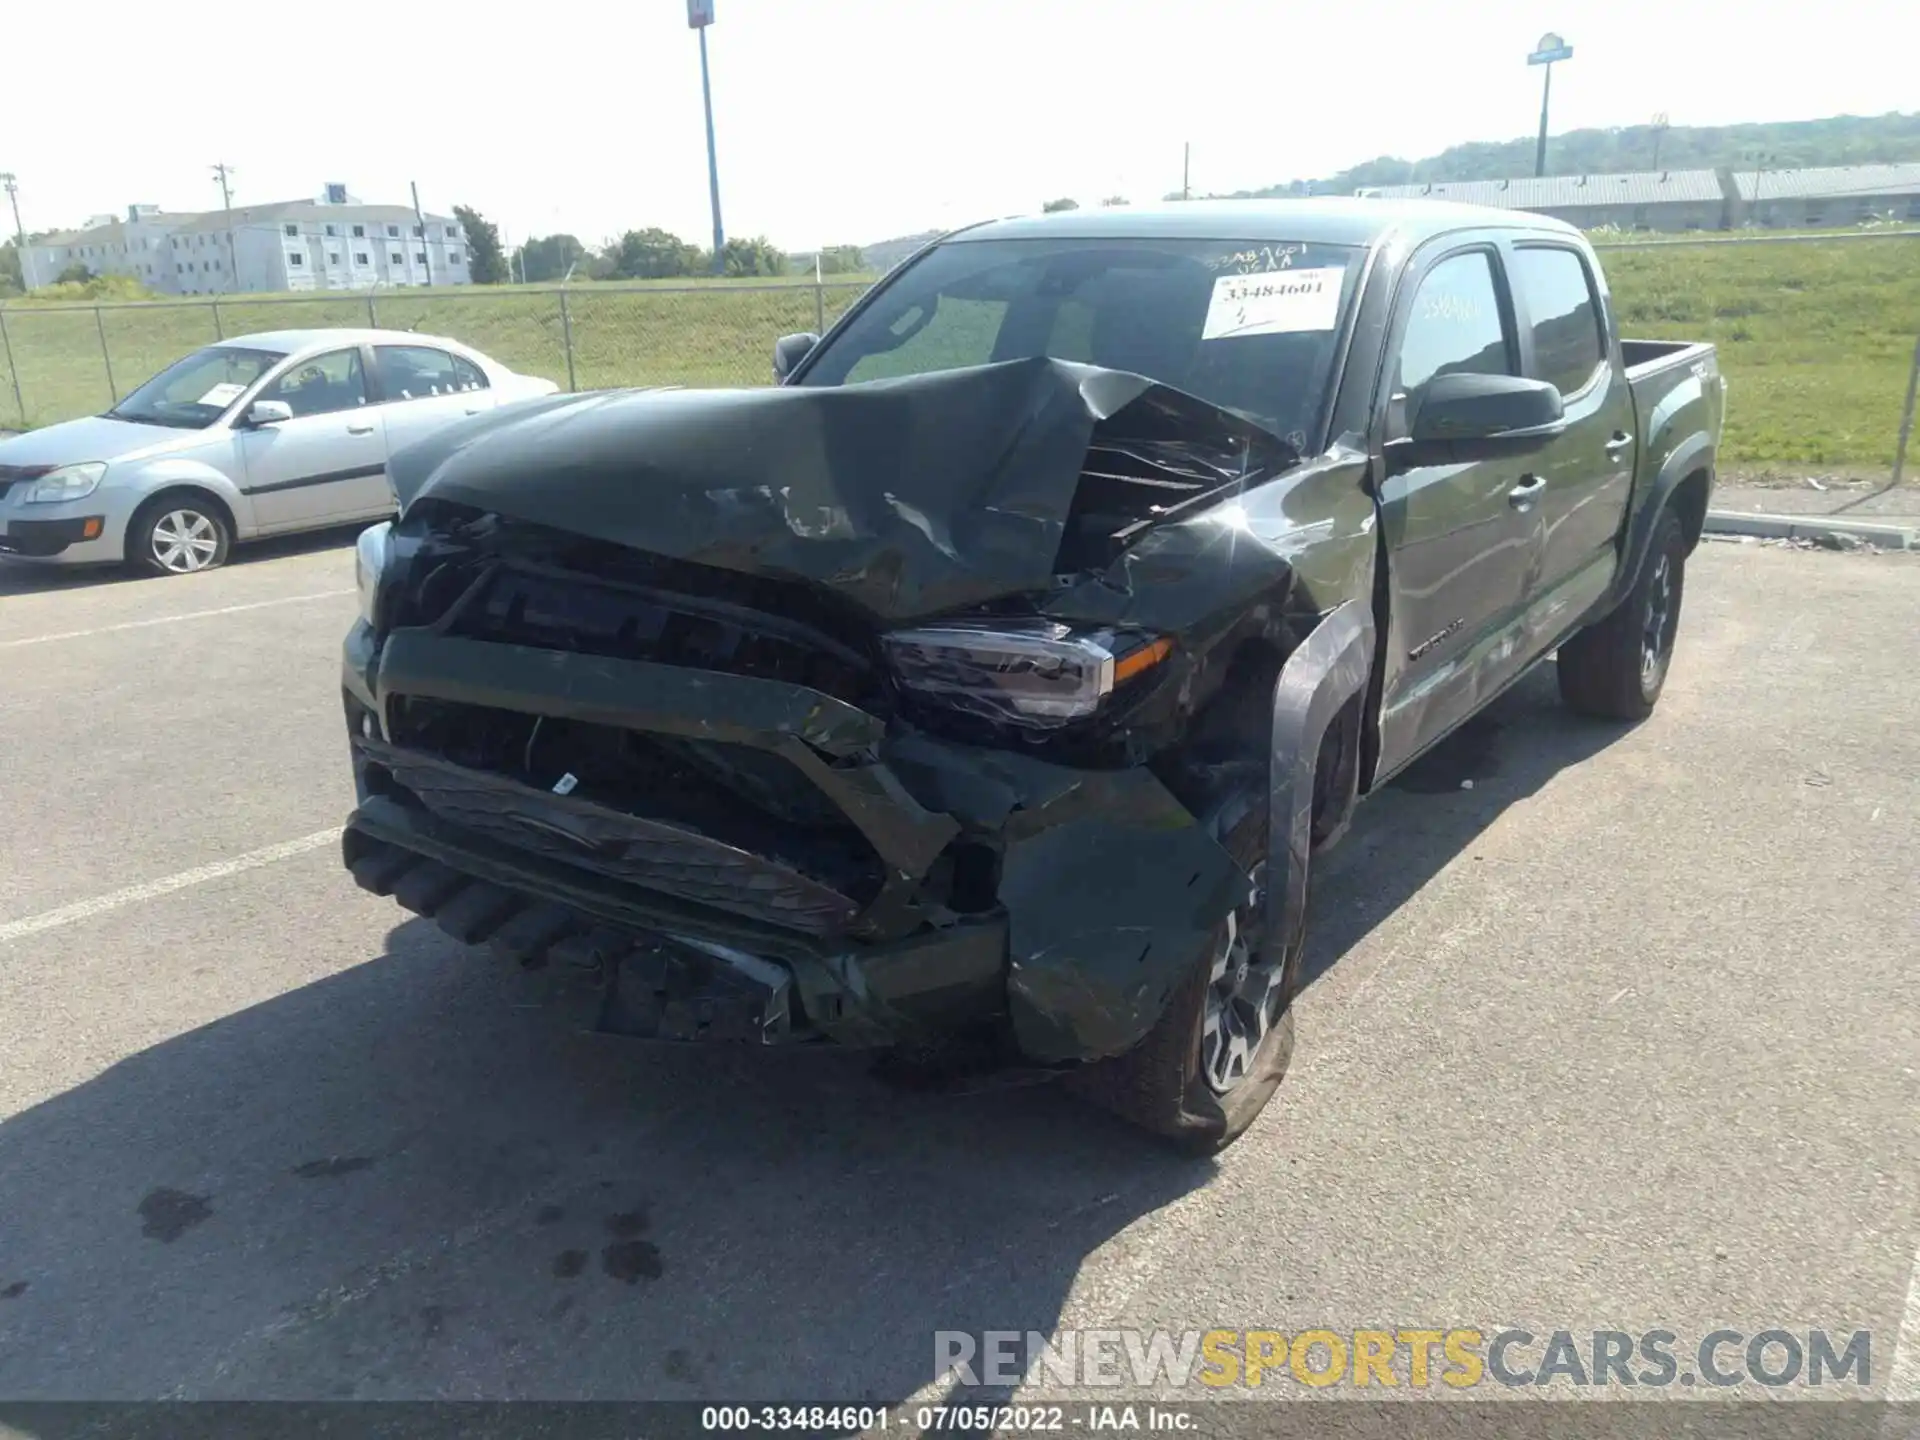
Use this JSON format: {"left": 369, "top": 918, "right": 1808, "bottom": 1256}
{"left": 0, "top": 414, "right": 215, "bottom": 468}
{"left": 389, "top": 358, "right": 1279, "bottom": 622}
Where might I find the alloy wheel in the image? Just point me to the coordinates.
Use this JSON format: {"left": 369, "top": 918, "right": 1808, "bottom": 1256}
{"left": 1200, "top": 862, "right": 1280, "bottom": 1094}
{"left": 150, "top": 510, "right": 221, "bottom": 574}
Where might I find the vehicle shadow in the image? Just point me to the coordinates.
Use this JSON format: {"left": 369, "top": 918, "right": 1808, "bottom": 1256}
{"left": 0, "top": 662, "right": 1624, "bottom": 1408}
{"left": 1300, "top": 658, "right": 1625, "bottom": 989}
{"left": 0, "top": 522, "right": 375, "bottom": 598}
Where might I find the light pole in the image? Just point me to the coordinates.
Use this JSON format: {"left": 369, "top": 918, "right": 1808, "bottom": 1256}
{"left": 2, "top": 172, "right": 33, "bottom": 290}
{"left": 689, "top": 0, "right": 725, "bottom": 275}
{"left": 1650, "top": 112, "right": 1671, "bottom": 171}
{"left": 1527, "top": 33, "right": 1574, "bottom": 178}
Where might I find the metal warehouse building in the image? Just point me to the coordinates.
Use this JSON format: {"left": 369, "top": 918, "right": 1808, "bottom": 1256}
{"left": 1357, "top": 162, "right": 1920, "bottom": 233}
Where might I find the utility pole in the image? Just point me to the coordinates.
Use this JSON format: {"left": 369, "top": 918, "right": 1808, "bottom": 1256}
{"left": 212, "top": 163, "right": 238, "bottom": 291}
{"left": 2, "top": 171, "right": 32, "bottom": 289}
{"left": 689, "top": 0, "right": 725, "bottom": 275}
{"left": 1527, "top": 33, "right": 1574, "bottom": 178}
{"left": 410, "top": 181, "right": 434, "bottom": 286}
{"left": 1650, "top": 112, "right": 1671, "bottom": 171}
{"left": 1182, "top": 142, "right": 1191, "bottom": 201}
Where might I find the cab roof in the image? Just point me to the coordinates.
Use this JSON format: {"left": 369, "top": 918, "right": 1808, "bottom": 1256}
{"left": 950, "top": 197, "right": 1583, "bottom": 251}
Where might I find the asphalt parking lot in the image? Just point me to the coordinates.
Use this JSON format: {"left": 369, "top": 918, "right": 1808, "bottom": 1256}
{"left": 0, "top": 535, "right": 1916, "bottom": 1408}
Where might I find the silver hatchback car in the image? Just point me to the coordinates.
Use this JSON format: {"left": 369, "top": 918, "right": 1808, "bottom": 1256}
{"left": 0, "top": 328, "right": 559, "bottom": 576}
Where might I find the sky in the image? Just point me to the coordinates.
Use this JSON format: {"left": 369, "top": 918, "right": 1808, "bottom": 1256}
{"left": 5, "top": 0, "right": 1913, "bottom": 254}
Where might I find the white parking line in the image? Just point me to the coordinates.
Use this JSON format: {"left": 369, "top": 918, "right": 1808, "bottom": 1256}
{"left": 0, "top": 829, "right": 340, "bottom": 945}
{"left": 1891, "top": 1242, "right": 1920, "bottom": 1401}
{"left": 0, "top": 589, "right": 353, "bottom": 650}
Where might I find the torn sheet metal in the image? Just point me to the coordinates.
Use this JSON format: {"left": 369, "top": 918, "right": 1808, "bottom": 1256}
{"left": 386, "top": 357, "right": 1295, "bottom": 623}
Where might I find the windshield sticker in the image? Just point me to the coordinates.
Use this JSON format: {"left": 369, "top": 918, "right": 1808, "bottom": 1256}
{"left": 196, "top": 382, "right": 247, "bottom": 408}
{"left": 1201, "top": 267, "right": 1345, "bottom": 340}
{"left": 1210, "top": 244, "right": 1307, "bottom": 274}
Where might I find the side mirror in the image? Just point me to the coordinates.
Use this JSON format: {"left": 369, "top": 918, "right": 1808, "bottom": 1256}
{"left": 244, "top": 399, "right": 294, "bottom": 428}
{"left": 772, "top": 332, "right": 819, "bottom": 383}
{"left": 1411, "top": 372, "right": 1564, "bottom": 441}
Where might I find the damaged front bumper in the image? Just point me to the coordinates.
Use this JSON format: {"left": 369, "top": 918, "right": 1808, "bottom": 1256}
{"left": 340, "top": 619, "right": 1250, "bottom": 1065}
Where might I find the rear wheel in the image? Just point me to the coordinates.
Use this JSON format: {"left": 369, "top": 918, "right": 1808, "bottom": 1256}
{"left": 128, "top": 495, "right": 233, "bottom": 577}
{"left": 1557, "top": 506, "right": 1687, "bottom": 721}
{"left": 1067, "top": 814, "right": 1296, "bottom": 1153}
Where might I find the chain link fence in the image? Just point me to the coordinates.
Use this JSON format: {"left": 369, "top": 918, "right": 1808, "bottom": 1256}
{"left": 0, "top": 280, "right": 871, "bottom": 433}
{"left": 2, "top": 236, "right": 1917, "bottom": 479}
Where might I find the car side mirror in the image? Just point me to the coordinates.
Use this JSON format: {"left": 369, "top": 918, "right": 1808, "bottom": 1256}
{"left": 772, "top": 332, "right": 819, "bottom": 383}
{"left": 1412, "top": 372, "right": 1564, "bottom": 441}
{"left": 244, "top": 399, "right": 294, "bottom": 428}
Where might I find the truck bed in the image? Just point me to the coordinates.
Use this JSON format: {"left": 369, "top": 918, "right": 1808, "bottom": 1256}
{"left": 1620, "top": 337, "right": 1723, "bottom": 517}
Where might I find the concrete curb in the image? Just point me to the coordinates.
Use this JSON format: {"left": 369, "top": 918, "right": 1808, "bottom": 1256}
{"left": 1703, "top": 510, "right": 1918, "bottom": 551}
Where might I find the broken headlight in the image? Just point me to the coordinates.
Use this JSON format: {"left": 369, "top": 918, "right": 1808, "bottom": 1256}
{"left": 881, "top": 621, "right": 1173, "bottom": 730}
{"left": 354, "top": 521, "right": 393, "bottom": 626}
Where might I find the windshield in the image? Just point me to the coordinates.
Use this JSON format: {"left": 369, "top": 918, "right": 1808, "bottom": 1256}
{"left": 798, "top": 236, "right": 1364, "bottom": 450}
{"left": 106, "top": 346, "right": 285, "bottom": 430}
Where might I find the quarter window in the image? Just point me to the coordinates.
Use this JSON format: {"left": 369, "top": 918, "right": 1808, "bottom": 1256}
{"left": 1511, "top": 246, "right": 1606, "bottom": 397}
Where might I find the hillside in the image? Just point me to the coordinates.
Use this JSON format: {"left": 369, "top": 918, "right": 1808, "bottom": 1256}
{"left": 1203, "top": 111, "right": 1920, "bottom": 199}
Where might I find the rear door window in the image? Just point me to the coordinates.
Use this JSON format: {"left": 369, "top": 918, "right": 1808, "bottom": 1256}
{"left": 374, "top": 345, "right": 462, "bottom": 401}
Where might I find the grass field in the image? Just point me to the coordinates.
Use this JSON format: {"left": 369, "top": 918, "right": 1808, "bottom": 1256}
{"left": 4, "top": 239, "right": 1917, "bottom": 472}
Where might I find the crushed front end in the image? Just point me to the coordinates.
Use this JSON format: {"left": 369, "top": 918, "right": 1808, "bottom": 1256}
{"left": 339, "top": 359, "right": 1375, "bottom": 1068}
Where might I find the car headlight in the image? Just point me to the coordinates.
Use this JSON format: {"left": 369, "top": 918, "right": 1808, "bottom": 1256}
{"left": 881, "top": 621, "right": 1174, "bottom": 729}
{"left": 25, "top": 462, "right": 107, "bottom": 504}
{"left": 354, "top": 521, "right": 393, "bottom": 626}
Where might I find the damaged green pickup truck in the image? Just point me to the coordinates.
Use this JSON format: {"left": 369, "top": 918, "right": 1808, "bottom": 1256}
{"left": 340, "top": 199, "right": 1723, "bottom": 1151}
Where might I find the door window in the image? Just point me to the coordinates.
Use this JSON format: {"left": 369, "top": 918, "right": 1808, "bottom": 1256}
{"left": 1394, "top": 251, "right": 1515, "bottom": 409}
{"left": 1511, "top": 246, "right": 1606, "bottom": 397}
{"left": 261, "top": 348, "right": 370, "bottom": 418}
{"left": 375, "top": 345, "right": 462, "bottom": 400}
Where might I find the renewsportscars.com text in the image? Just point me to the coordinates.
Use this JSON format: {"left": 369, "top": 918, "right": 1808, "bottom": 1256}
{"left": 935, "top": 1327, "right": 1873, "bottom": 1390}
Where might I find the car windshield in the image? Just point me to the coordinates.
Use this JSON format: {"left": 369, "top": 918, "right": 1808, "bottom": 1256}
{"left": 106, "top": 346, "right": 285, "bottom": 430}
{"left": 797, "top": 236, "right": 1365, "bottom": 449}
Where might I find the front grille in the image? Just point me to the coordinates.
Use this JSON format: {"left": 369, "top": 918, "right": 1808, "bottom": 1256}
{"left": 448, "top": 564, "right": 879, "bottom": 706}
{"left": 366, "top": 739, "right": 870, "bottom": 936}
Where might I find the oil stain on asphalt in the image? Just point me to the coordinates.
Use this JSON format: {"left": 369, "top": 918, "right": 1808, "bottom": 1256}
{"left": 137, "top": 1187, "right": 212, "bottom": 1242}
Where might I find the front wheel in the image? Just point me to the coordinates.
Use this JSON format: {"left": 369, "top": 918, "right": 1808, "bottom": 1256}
{"left": 128, "top": 496, "right": 233, "bottom": 577}
{"left": 1557, "top": 505, "right": 1688, "bottom": 721}
{"left": 1066, "top": 816, "right": 1297, "bottom": 1154}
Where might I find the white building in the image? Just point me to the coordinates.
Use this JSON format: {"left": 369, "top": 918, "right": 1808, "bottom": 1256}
{"left": 25, "top": 185, "right": 473, "bottom": 295}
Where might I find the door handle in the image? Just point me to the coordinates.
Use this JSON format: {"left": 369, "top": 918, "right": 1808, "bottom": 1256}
{"left": 1508, "top": 475, "right": 1547, "bottom": 509}
{"left": 1604, "top": 431, "right": 1633, "bottom": 454}
{"left": 347, "top": 422, "right": 376, "bottom": 435}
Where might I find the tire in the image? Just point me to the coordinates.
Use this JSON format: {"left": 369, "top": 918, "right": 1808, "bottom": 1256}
{"left": 1557, "top": 505, "right": 1688, "bottom": 721}
{"left": 1066, "top": 814, "right": 1297, "bottom": 1154}
{"left": 127, "top": 494, "right": 233, "bottom": 577}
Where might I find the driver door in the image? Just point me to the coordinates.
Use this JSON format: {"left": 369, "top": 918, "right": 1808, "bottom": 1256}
{"left": 237, "top": 347, "right": 388, "bottom": 532}
{"left": 1373, "top": 242, "right": 1546, "bottom": 780}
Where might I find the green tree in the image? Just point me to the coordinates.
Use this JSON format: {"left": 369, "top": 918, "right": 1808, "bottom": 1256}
{"left": 56, "top": 262, "right": 94, "bottom": 285}
{"left": 0, "top": 241, "right": 22, "bottom": 296}
{"left": 1100, "top": 195, "right": 1129, "bottom": 207}
{"left": 815, "top": 244, "right": 864, "bottom": 274}
{"left": 1041, "top": 198, "right": 1079, "bottom": 213}
{"left": 452, "top": 206, "right": 506, "bottom": 284}
{"left": 517, "top": 233, "right": 588, "bottom": 284}
{"left": 720, "top": 235, "right": 786, "bottom": 277}
{"left": 606, "top": 227, "right": 703, "bottom": 279}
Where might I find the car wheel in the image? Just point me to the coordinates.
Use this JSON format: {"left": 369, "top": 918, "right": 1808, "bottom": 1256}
{"left": 1066, "top": 813, "right": 1297, "bottom": 1154}
{"left": 129, "top": 496, "right": 233, "bottom": 577}
{"left": 1557, "top": 505, "right": 1688, "bottom": 721}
